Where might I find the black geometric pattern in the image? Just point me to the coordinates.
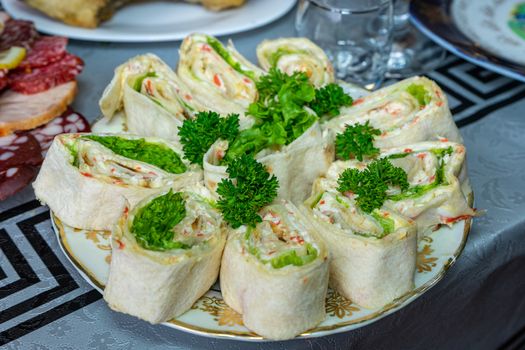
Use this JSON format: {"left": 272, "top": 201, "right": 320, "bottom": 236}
{"left": 0, "top": 207, "right": 102, "bottom": 346}
{"left": 0, "top": 56, "right": 524, "bottom": 346}
{"left": 426, "top": 56, "right": 525, "bottom": 128}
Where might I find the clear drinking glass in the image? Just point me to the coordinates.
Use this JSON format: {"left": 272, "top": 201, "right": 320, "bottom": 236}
{"left": 295, "top": 0, "right": 393, "bottom": 90}
{"left": 386, "top": 0, "right": 446, "bottom": 77}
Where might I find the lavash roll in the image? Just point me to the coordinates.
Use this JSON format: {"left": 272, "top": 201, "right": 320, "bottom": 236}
{"left": 104, "top": 185, "right": 226, "bottom": 324}
{"left": 178, "top": 33, "right": 263, "bottom": 121}
{"left": 33, "top": 133, "right": 201, "bottom": 231}
{"left": 303, "top": 183, "right": 417, "bottom": 309}
{"left": 99, "top": 53, "right": 205, "bottom": 141}
{"left": 321, "top": 141, "right": 475, "bottom": 238}
{"left": 325, "top": 76, "right": 462, "bottom": 148}
{"left": 203, "top": 122, "right": 334, "bottom": 203}
{"left": 256, "top": 37, "right": 335, "bottom": 87}
{"left": 220, "top": 202, "right": 329, "bottom": 340}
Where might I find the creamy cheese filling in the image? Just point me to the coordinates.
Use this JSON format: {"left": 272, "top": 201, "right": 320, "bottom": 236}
{"left": 135, "top": 74, "right": 191, "bottom": 117}
{"left": 242, "top": 204, "right": 319, "bottom": 268}
{"left": 180, "top": 37, "right": 257, "bottom": 106}
{"left": 311, "top": 191, "right": 397, "bottom": 239}
{"left": 169, "top": 192, "right": 220, "bottom": 248}
{"left": 70, "top": 137, "right": 185, "bottom": 188}
{"left": 387, "top": 147, "right": 453, "bottom": 201}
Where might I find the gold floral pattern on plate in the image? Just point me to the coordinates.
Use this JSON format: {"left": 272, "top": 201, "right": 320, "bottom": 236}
{"left": 325, "top": 289, "right": 360, "bottom": 319}
{"left": 192, "top": 296, "right": 244, "bottom": 327}
{"left": 417, "top": 244, "right": 438, "bottom": 273}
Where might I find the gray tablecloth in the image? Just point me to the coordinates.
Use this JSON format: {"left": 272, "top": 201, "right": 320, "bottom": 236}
{"left": 1, "top": 7, "right": 525, "bottom": 350}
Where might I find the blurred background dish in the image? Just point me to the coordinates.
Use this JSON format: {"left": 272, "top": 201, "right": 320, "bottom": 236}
{"left": 1, "top": 0, "right": 296, "bottom": 42}
{"left": 410, "top": 0, "right": 525, "bottom": 83}
{"left": 451, "top": 0, "right": 525, "bottom": 67}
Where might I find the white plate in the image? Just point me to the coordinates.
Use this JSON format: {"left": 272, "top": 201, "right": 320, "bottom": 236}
{"left": 452, "top": 0, "right": 525, "bottom": 66}
{"left": 1, "top": 0, "right": 296, "bottom": 42}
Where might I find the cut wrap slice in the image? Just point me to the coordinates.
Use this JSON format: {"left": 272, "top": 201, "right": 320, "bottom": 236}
{"left": 104, "top": 185, "right": 226, "bottom": 324}
{"left": 322, "top": 141, "right": 475, "bottom": 237}
{"left": 382, "top": 141, "right": 475, "bottom": 235}
{"left": 99, "top": 54, "right": 206, "bottom": 141}
{"left": 178, "top": 34, "right": 263, "bottom": 118}
{"left": 303, "top": 186, "right": 417, "bottom": 309}
{"left": 256, "top": 37, "right": 335, "bottom": 87}
{"left": 203, "top": 122, "right": 334, "bottom": 203}
{"left": 325, "top": 76, "right": 462, "bottom": 148}
{"left": 220, "top": 202, "right": 329, "bottom": 340}
{"left": 33, "top": 133, "right": 201, "bottom": 231}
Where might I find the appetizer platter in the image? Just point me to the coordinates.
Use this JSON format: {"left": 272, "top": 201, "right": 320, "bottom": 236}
{"left": 33, "top": 34, "right": 476, "bottom": 340}
{"left": 0, "top": 12, "right": 90, "bottom": 200}
{"left": 2, "top": 0, "right": 296, "bottom": 42}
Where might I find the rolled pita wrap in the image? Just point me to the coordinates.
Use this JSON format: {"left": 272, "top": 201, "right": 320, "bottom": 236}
{"left": 220, "top": 202, "right": 329, "bottom": 340}
{"left": 256, "top": 37, "right": 335, "bottom": 87}
{"left": 303, "top": 185, "right": 417, "bottom": 309}
{"left": 33, "top": 133, "right": 201, "bottom": 231}
{"left": 104, "top": 185, "right": 226, "bottom": 324}
{"left": 382, "top": 141, "right": 475, "bottom": 235}
{"left": 99, "top": 54, "right": 205, "bottom": 141}
{"left": 324, "top": 76, "right": 462, "bottom": 148}
{"left": 178, "top": 34, "right": 263, "bottom": 119}
{"left": 321, "top": 141, "right": 475, "bottom": 238}
{"left": 203, "top": 123, "right": 334, "bottom": 203}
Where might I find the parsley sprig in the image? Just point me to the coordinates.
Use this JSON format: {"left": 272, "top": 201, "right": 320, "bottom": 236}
{"left": 217, "top": 155, "right": 279, "bottom": 228}
{"left": 310, "top": 83, "right": 353, "bottom": 117}
{"left": 225, "top": 68, "right": 353, "bottom": 161}
{"left": 335, "top": 121, "right": 381, "bottom": 161}
{"left": 337, "top": 158, "right": 409, "bottom": 213}
{"left": 178, "top": 111, "right": 239, "bottom": 166}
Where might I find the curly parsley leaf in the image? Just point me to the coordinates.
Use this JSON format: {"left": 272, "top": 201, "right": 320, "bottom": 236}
{"left": 335, "top": 121, "right": 381, "bottom": 161}
{"left": 131, "top": 189, "right": 188, "bottom": 251}
{"left": 337, "top": 158, "right": 409, "bottom": 213}
{"left": 217, "top": 155, "right": 279, "bottom": 228}
{"left": 309, "top": 83, "right": 353, "bottom": 117}
{"left": 178, "top": 111, "right": 239, "bottom": 166}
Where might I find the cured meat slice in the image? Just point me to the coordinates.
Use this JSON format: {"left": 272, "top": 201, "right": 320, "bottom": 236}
{"left": 0, "top": 133, "right": 42, "bottom": 171}
{"left": 0, "top": 165, "right": 39, "bottom": 200}
{"left": 19, "top": 36, "right": 68, "bottom": 69}
{"left": 0, "top": 81, "right": 77, "bottom": 136}
{"left": 30, "top": 108, "right": 90, "bottom": 156}
{"left": 0, "top": 132, "right": 42, "bottom": 200}
{"left": 0, "top": 19, "right": 39, "bottom": 51}
{"left": 9, "top": 53, "right": 83, "bottom": 94}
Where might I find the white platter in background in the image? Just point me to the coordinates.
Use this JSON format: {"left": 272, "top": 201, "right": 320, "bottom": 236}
{"left": 452, "top": 0, "right": 525, "bottom": 66}
{"left": 1, "top": 0, "right": 296, "bottom": 42}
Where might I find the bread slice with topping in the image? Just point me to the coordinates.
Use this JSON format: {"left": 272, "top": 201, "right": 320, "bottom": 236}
{"left": 0, "top": 81, "right": 77, "bottom": 136}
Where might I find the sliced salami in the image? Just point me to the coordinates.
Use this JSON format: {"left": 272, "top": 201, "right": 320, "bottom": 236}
{"left": 30, "top": 108, "right": 91, "bottom": 156}
{"left": 19, "top": 36, "right": 68, "bottom": 69}
{"left": 0, "top": 165, "right": 39, "bottom": 200}
{"left": 0, "top": 133, "right": 42, "bottom": 171}
{"left": 0, "top": 132, "right": 42, "bottom": 200}
{"left": 9, "top": 53, "right": 84, "bottom": 94}
{"left": 0, "top": 19, "right": 39, "bottom": 51}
